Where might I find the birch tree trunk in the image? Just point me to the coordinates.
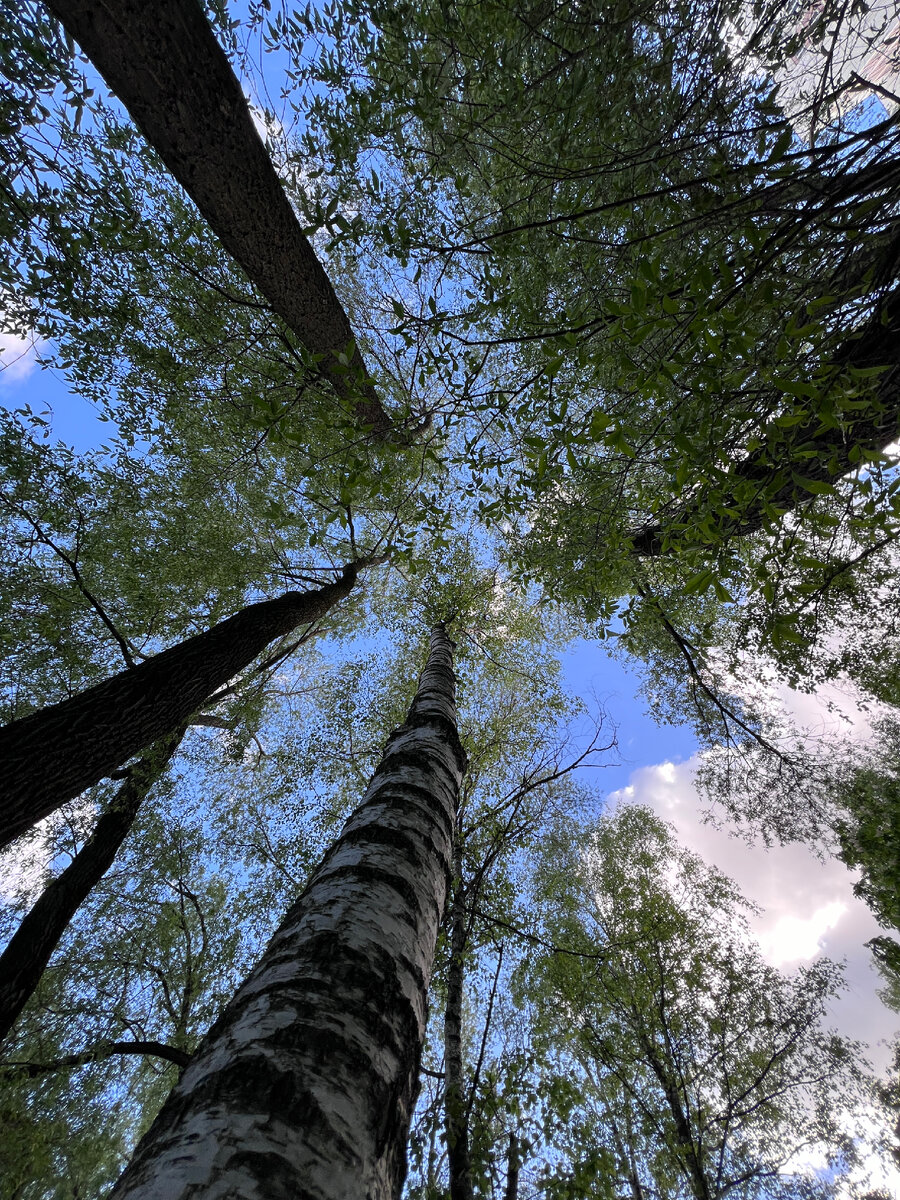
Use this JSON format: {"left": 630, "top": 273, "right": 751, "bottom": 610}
{"left": 108, "top": 623, "right": 466, "bottom": 1200}
{"left": 0, "top": 727, "right": 185, "bottom": 1044}
{"left": 638, "top": 1031, "right": 712, "bottom": 1200}
{"left": 45, "top": 0, "right": 390, "bottom": 435}
{"left": 0, "top": 566, "right": 358, "bottom": 849}
{"left": 444, "top": 860, "right": 475, "bottom": 1200}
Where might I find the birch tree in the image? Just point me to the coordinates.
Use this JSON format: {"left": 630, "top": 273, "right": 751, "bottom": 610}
{"left": 522, "top": 807, "right": 871, "bottom": 1200}
{"left": 1, "top": 3, "right": 897, "bottom": 1193}
{"left": 100, "top": 623, "right": 465, "bottom": 1199}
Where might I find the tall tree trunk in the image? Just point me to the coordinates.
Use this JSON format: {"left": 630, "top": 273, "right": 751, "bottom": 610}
{"left": 45, "top": 0, "right": 390, "bottom": 436}
{"left": 503, "top": 1131, "right": 520, "bottom": 1200}
{"left": 610, "top": 1113, "right": 644, "bottom": 1200}
{"left": 0, "top": 566, "right": 359, "bottom": 849}
{"left": 108, "top": 623, "right": 466, "bottom": 1200}
{"left": 0, "top": 728, "right": 185, "bottom": 1044}
{"left": 444, "top": 858, "right": 474, "bottom": 1200}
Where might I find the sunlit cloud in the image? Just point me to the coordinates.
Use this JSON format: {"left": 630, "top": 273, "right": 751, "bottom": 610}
{"left": 0, "top": 328, "right": 42, "bottom": 387}
{"left": 604, "top": 755, "right": 899, "bottom": 1072}
{"left": 756, "top": 900, "right": 847, "bottom": 966}
{"left": 249, "top": 103, "right": 285, "bottom": 145}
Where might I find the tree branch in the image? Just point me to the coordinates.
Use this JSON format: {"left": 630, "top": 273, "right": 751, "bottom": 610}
{"left": 1, "top": 1039, "right": 191, "bottom": 1076}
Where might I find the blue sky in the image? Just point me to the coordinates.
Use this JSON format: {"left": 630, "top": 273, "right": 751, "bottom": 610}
{"left": 2, "top": 19, "right": 898, "bottom": 1179}
{"left": 0, "top": 351, "right": 107, "bottom": 448}
{"left": 2, "top": 302, "right": 896, "bottom": 1200}
{"left": 0, "top": 339, "right": 700, "bottom": 802}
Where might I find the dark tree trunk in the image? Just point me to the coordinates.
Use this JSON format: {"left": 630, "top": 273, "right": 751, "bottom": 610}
{"left": 0, "top": 728, "right": 185, "bottom": 1044}
{"left": 631, "top": 285, "right": 900, "bottom": 556}
{"left": 108, "top": 624, "right": 466, "bottom": 1200}
{"left": 639, "top": 1034, "right": 711, "bottom": 1200}
{"left": 444, "top": 861, "right": 474, "bottom": 1200}
{"left": 45, "top": 0, "right": 390, "bottom": 435}
{"left": 2, "top": 1040, "right": 191, "bottom": 1076}
{"left": 503, "top": 1131, "right": 520, "bottom": 1200}
{"left": 0, "top": 566, "right": 358, "bottom": 849}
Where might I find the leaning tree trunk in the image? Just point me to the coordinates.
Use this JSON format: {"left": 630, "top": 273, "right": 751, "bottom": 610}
{"left": 108, "top": 623, "right": 466, "bottom": 1200}
{"left": 45, "top": 0, "right": 390, "bottom": 435}
{"left": 0, "top": 565, "right": 359, "bottom": 849}
{"left": 444, "top": 857, "right": 475, "bottom": 1200}
{"left": 0, "top": 727, "right": 185, "bottom": 1044}
{"left": 639, "top": 1033, "right": 712, "bottom": 1200}
{"left": 630, "top": 284, "right": 900, "bottom": 556}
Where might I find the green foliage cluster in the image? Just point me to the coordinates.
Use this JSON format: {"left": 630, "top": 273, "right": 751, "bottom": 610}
{"left": 2, "top": 0, "right": 900, "bottom": 1193}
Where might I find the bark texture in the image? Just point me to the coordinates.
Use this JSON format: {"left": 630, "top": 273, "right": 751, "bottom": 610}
{"left": 45, "top": 0, "right": 390, "bottom": 435}
{"left": 0, "top": 728, "right": 185, "bottom": 1044}
{"left": 444, "top": 864, "right": 474, "bottom": 1200}
{"left": 109, "top": 624, "right": 466, "bottom": 1200}
{"left": 630, "top": 285, "right": 900, "bottom": 556}
{"left": 0, "top": 566, "right": 358, "bottom": 849}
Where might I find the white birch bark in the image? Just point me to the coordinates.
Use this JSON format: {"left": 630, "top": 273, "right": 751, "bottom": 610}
{"left": 109, "top": 624, "right": 465, "bottom": 1200}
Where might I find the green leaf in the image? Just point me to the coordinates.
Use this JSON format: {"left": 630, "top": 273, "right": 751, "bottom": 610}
{"left": 683, "top": 569, "right": 715, "bottom": 595}
{"left": 793, "top": 476, "right": 833, "bottom": 495}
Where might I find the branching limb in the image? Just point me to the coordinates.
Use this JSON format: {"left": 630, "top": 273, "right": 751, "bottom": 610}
{"left": 1, "top": 1040, "right": 191, "bottom": 1076}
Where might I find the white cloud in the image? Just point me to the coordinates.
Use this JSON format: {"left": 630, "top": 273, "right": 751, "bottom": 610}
{"left": 0, "top": 818, "right": 56, "bottom": 910}
{"left": 605, "top": 753, "right": 900, "bottom": 1190}
{"left": 249, "top": 103, "right": 285, "bottom": 145}
{"left": 0, "top": 329, "right": 42, "bottom": 387}
{"left": 756, "top": 900, "right": 847, "bottom": 966}
{"left": 605, "top": 756, "right": 900, "bottom": 1071}
{"left": 0, "top": 797, "right": 96, "bottom": 911}
{"left": 600, "top": 752, "right": 900, "bottom": 1193}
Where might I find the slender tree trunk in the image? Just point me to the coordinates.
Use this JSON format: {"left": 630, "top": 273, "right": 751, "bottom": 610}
{"left": 2, "top": 1040, "right": 191, "bottom": 1076}
{"left": 444, "top": 857, "right": 474, "bottom": 1200}
{"left": 108, "top": 623, "right": 466, "bottom": 1200}
{"left": 639, "top": 1033, "right": 711, "bottom": 1200}
{"left": 503, "top": 1131, "right": 520, "bottom": 1200}
{"left": 0, "top": 566, "right": 358, "bottom": 849}
{"left": 0, "top": 728, "right": 184, "bottom": 1044}
{"left": 45, "top": 0, "right": 390, "bottom": 435}
{"left": 610, "top": 1113, "right": 644, "bottom": 1200}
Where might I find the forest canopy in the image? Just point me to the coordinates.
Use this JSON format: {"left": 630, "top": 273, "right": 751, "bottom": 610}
{"left": 1, "top": 0, "right": 900, "bottom": 1196}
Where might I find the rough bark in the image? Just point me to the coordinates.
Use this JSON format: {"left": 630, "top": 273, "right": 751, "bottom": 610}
{"left": 630, "top": 285, "right": 900, "bottom": 556}
{"left": 108, "top": 623, "right": 466, "bottom": 1200}
{"left": 444, "top": 860, "right": 474, "bottom": 1200}
{"left": 0, "top": 728, "right": 185, "bottom": 1044}
{"left": 0, "top": 565, "right": 359, "bottom": 850}
{"left": 45, "top": 0, "right": 390, "bottom": 435}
